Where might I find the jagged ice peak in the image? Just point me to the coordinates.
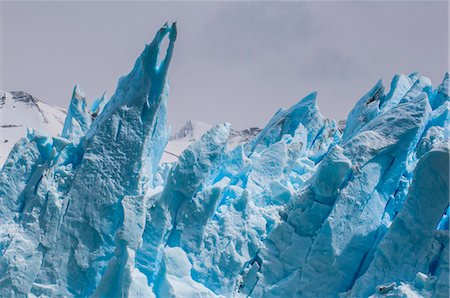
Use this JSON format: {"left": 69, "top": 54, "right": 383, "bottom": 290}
{"left": 0, "top": 23, "right": 448, "bottom": 298}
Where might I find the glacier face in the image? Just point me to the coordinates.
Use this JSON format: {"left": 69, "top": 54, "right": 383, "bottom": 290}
{"left": 0, "top": 24, "right": 449, "bottom": 298}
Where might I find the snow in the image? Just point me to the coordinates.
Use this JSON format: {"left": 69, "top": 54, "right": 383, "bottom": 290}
{"left": 0, "top": 91, "right": 66, "bottom": 167}
{"left": 0, "top": 23, "right": 448, "bottom": 298}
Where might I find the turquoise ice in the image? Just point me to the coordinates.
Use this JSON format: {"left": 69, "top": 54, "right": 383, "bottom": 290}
{"left": 0, "top": 24, "right": 448, "bottom": 297}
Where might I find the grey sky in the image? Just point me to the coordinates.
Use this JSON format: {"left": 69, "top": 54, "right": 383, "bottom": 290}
{"left": 1, "top": 1, "right": 448, "bottom": 131}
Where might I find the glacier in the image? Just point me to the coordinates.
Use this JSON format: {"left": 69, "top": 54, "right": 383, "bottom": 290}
{"left": 0, "top": 23, "right": 449, "bottom": 298}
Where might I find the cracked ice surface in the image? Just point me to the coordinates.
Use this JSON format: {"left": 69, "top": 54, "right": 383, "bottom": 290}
{"left": 0, "top": 24, "right": 448, "bottom": 297}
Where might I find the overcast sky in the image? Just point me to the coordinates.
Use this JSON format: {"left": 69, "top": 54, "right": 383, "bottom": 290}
{"left": 1, "top": 1, "right": 448, "bottom": 130}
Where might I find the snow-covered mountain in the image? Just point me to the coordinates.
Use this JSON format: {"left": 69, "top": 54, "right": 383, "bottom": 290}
{"left": 163, "top": 120, "right": 261, "bottom": 162}
{"left": 0, "top": 23, "right": 448, "bottom": 298}
{"left": 170, "top": 120, "right": 212, "bottom": 141}
{"left": 0, "top": 91, "right": 66, "bottom": 166}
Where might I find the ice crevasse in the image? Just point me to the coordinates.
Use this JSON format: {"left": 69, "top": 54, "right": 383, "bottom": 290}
{"left": 0, "top": 23, "right": 448, "bottom": 297}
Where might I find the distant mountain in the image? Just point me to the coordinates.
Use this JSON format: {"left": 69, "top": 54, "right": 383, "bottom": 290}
{"left": 162, "top": 120, "right": 261, "bottom": 163}
{"left": 228, "top": 126, "right": 262, "bottom": 148}
{"left": 170, "top": 120, "right": 212, "bottom": 141}
{"left": 0, "top": 91, "right": 66, "bottom": 166}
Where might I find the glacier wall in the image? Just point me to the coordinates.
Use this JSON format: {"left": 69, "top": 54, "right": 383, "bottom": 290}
{"left": 0, "top": 24, "right": 448, "bottom": 298}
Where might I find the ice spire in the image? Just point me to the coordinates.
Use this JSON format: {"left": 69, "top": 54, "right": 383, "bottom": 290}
{"left": 61, "top": 84, "right": 92, "bottom": 139}
{"left": 0, "top": 23, "right": 178, "bottom": 297}
{"left": 90, "top": 92, "right": 108, "bottom": 121}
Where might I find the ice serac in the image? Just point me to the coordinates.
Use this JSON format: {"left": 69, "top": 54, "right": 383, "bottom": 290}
{"left": 136, "top": 123, "right": 230, "bottom": 286}
{"left": 48, "top": 22, "right": 176, "bottom": 296}
{"left": 61, "top": 84, "right": 92, "bottom": 139}
{"left": 184, "top": 93, "right": 339, "bottom": 296}
{"left": 294, "top": 96, "right": 430, "bottom": 297}
{"left": 90, "top": 92, "right": 108, "bottom": 121}
{"left": 350, "top": 146, "right": 449, "bottom": 297}
{"left": 431, "top": 72, "right": 449, "bottom": 110}
{"left": 0, "top": 23, "right": 448, "bottom": 298}
{"left": 0, "top": 22, "right": 177, "bottom": 297}
{"left": 0, "top": 134, "right": 48, "bottom": 220}
{"left": 251, "top": 73, "right": 447, "bottom": 298}
{"left": 250, "top": 92, "right": 324, "bottom": 153}
{"left": 342, "top": 79, "right": 384, "bottom": 142}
